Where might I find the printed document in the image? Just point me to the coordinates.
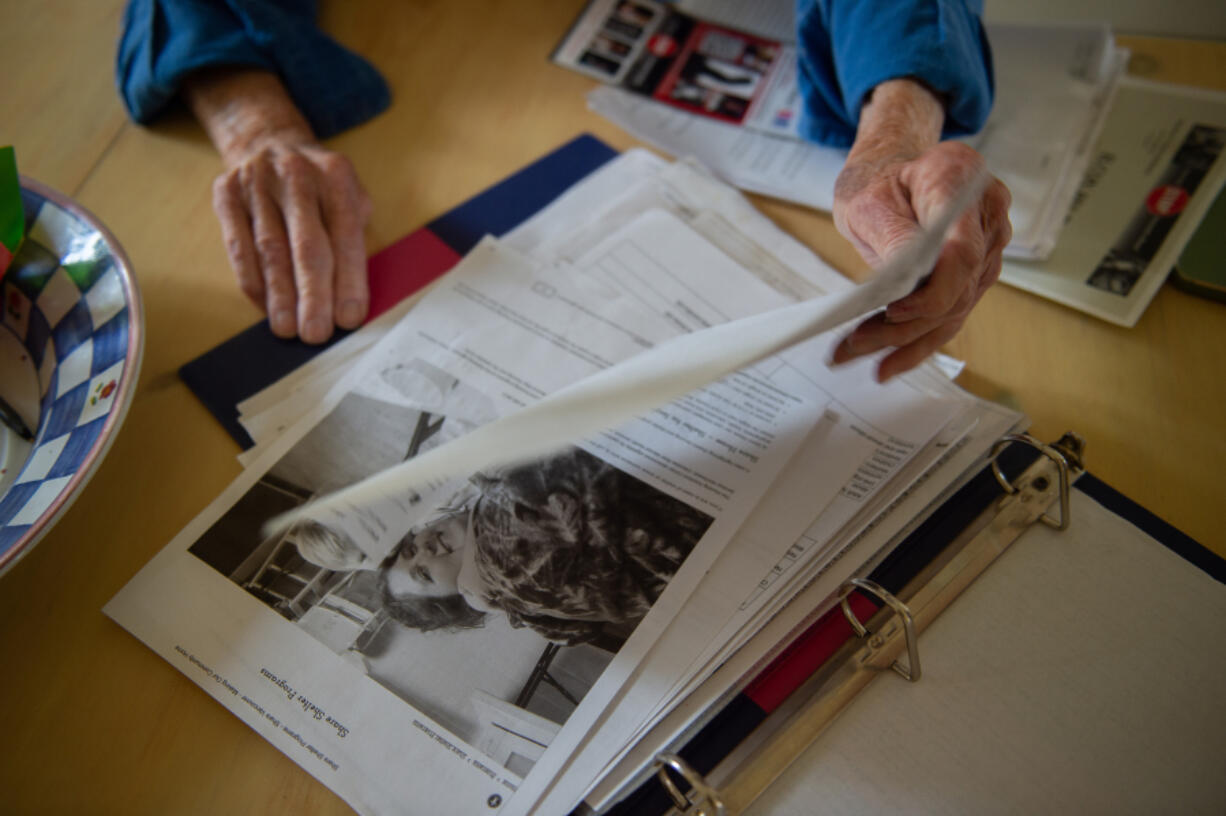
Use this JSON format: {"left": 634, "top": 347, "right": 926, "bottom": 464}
{"left": 107, "top": 154, "right": 1003, "bottom": 816}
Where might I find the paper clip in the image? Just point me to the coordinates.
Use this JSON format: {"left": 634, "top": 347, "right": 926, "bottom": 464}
{"left": 839, "top": 577, "right": 921, "bottom": 682}
{"left": 653, "top": 752, "right": 726, "bottom": 816}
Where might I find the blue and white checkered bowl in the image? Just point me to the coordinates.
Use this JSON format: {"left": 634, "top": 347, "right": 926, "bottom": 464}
{"left": 0, "top": 178, "right": 143, "bottom": 576}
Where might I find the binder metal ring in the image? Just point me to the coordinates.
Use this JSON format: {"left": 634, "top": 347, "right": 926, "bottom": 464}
{"left": 989, "top": 432, "right": 1073, "bottom": 530}
{"left": 653, "top": 751, "right": 726, "bottom": 816}
{"left": 839, "top": 577, "right": 921, "bottom": 682}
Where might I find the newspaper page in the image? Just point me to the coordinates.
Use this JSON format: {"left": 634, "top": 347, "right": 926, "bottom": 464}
{"left": 552, "top": 0, "right": 803, "bottom": 139}
{"left": 106, "top": 211, "right": 909, "bottom": 815}
{"left": 1000, "top": 77, "right": 1226, "bottom": 326}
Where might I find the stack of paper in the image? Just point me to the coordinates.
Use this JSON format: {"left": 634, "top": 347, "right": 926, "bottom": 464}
{"left": 561, "top": 0, "right": 1126, "bottom": 262}
{"left": 105, "top": 151, "right": 1022, "bottom": 815}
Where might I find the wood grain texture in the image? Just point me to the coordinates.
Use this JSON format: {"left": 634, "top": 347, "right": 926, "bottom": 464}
{"left": 0, "top": 0, "right": 129, "bottom": 195}
{"left": 0, "top": 3, "right": 1221, "bottom": 813}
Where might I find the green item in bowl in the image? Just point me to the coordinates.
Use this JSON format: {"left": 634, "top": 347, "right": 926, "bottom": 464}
{"left": 0, "top": 147, "right": 22, "bottom": 274}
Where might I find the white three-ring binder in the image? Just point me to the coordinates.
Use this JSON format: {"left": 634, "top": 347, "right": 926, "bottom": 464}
{"left": 607, "top": 432, "right": 1226, "bottom": 815}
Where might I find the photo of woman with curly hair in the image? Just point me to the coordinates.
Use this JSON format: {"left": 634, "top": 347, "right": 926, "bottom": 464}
{"left": 185, "top": 389, "right": 716, "bottom": 756}
{"left": 378, "top": 446, "right": 713, "bottom": 646}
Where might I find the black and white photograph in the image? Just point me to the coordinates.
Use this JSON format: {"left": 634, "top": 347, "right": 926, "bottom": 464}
{"left": 186, "top": 359, "right": 714, "bottom": 777}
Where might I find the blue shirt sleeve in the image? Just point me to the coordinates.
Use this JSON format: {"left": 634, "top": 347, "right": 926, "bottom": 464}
{"left": 116, "top": 0, "right": 390, "bottom": 140}
{"left": 794, "top": 0, "right": 994, "bottom": 148}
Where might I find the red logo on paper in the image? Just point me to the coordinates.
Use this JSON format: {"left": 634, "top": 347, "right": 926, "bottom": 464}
{"left": 1145, "top": 185, "right": 1189, "bottom": 217}
{"left": 647, "top": 34, "right": 677, "bottom": 57}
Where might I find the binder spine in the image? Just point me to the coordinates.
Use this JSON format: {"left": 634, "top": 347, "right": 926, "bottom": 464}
{"left": 638, "top": 432, "right": 1085, "bottom": 816}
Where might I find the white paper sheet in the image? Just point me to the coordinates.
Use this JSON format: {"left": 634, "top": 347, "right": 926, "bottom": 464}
{"left": 270, "top": 173, "right": 986, "bottom": 537}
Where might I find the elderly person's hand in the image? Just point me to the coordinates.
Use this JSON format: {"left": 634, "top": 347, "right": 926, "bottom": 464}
{"left": 831, "top": 79, "right": 1011, "bottom": 382}
{"left": 184, "top": 69, "right": 371, "bottom": 344}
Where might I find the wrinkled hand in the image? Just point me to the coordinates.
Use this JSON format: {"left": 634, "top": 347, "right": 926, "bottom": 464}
{"left": 832, "top": 141, "right": 1011, "bottom": 381}
{"left": 213, "top": 140, "right": 371, "bottom": 344}
{"left": 830, "top": 81, "right": 1012, "bottom": 382}
{"left": 185, "top": 68, "right": 372, "bottom": 344}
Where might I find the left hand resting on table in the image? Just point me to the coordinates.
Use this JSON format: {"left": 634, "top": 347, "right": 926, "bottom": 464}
{"left": 184, "top": 68, "right": 371, "bottom": 345}
{"left": 830, "top": 79, "right": 1012, "bottom": 382}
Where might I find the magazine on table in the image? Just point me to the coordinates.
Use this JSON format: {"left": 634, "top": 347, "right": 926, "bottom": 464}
{"left": 1000, "top": 77, "right": 1226, "bottom": 327}
{"left": 551, "top": 0, "right": 804, "bottom": 139}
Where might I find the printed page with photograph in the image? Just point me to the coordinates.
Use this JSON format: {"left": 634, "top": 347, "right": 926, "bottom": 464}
{"left": 259, "top": 196, "right": 969, "bottom": 813}
{"left": 105, "top": 215, "right": 859, "bottom": 814}
{"left": 673, "top": 0, "right": 793, "bottom": 41}
{"left": 553, "top": 0, "right": 803, "bottom": 138}
{"left": 107, "top": 141, "right": 998, "bottom": 812}
{"left": 1000, "top": 77, "right": 1226, "bottom": 326}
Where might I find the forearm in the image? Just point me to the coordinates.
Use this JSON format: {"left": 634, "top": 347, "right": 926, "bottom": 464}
{"left": 835, "top": 78, "right": 947, "bottom": 210}
{"left": 182, "top": 68, "right": 316, "bottom": 167}
{"left": 847, "top": 79, "right": 945, "bottom": 165}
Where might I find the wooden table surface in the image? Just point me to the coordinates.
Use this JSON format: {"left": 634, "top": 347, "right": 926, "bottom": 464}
{"left": 0, "top": 3, "right": 1222, "bottom": 813}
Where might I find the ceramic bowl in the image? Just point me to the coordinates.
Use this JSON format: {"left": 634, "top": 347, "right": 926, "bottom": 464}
{"left": 0, "top": 177, "right": 143, "bottom": 576}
